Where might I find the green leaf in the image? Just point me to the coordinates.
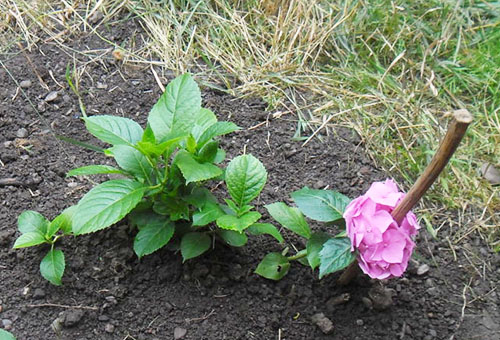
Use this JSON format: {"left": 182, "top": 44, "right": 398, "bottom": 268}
{"left": 148, "top": 74, "right": 201, "bottom": 141}
{"left": 216, "top": 211, "right": 261, "bottom": 232}
{"left": 291, "top": 187, "right": 351, "bottom": 222}
{"left": 13, "top": 231, "right": 46, "bottom": 248}
{"left": 191, "top": 108, "right": 217, "bottom": 141}
{"left": 193, "top": 202, "right": 225, "bottom": 226}
{"left": 175, "top": 150, "right": 222, "bottom": 184}
{"left": 183, "top": 187, "right": 218, "bottom": 208}
{"left": 136, "top": 136, "right": 185, "bottom": 158}
{"left": 84, "top": 115, "right": 143, "bottom": 146}
{"left": 133, "top": 219, "right": 175, "bottom": 258}
{"left": 180, "top": 232, "right": 211, "bottom": 262}
{"left": 197, "top": 140, "right": 219, "bottom": 163}
{"left": 225, "top": 154, "right": 267, "bottom": 207}
{"left": 217, "top": 229, "right": 248, "bottom": 247}
{"left": 72, "top": 179, "right": 146, "bottom": 235}
{"left": 0, "top": 329, "right": 16, "bottom": 340}
{"left": 318, "top": 238, "right": 356, "bottom": 279}
{"left": 198, "top": 121, "right": 240, "bottom": 146}
{"left": 153, "top": 197, "right": 190, "bottom": 221}
{"left": 255, "top": 252, "right": 290, "bottom": 280}
{"left": 47, "top": 206, "right": 77, "bottom": 237}
{"left": 214, "top": 148, "right": 226, "bottom": 164}
{"left": 142, "top": 124, "right": 156, "bottom": 143}
{"left": 17, "top": 210, "right": 49, "bottom": 234}
{"left": 67, "top": 165, "right": 125, "bottom": 177}
{"left": 306, "top": 232, "right": 330, "bottom": 270}
{"left": 224, "top": 199, "right": 239, "bottom": 214}
{"left": 40, "top": 248, "right": 65, "bottom": 286}
{"left": 265, "top": 202, "right": 311, "bottom": 239}
{"left": 108, "top": 145, "right": 154, "bottom": 183}
{"left": 247, "top": 223, "right": 284, "bottom": 243}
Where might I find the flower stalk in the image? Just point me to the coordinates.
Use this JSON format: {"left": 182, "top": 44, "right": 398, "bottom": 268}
{"left": 338, "top": 109, "right": 473, "bottom": 285}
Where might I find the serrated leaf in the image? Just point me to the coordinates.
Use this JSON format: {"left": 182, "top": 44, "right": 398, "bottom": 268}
{"left": 72, "top": 179, "right": 146, "bottom": 235}
{"left": 180, "top": 232, "right": 211, "bottom": 262}
{"left": 265, "top": 202, "right": 311, "bottom": 239}
{"left": 216, "top": 211, "right": 261, "bottom": 232}
{"left": 217, "top": 229, "right": 248, "bottom": 247}
{"left": 148, "top": 74, "right": 201, "bottom": 141}
{"left": 318, "top": 238, "right": 356, "bottom": 279}
{"left": 133, "top": 219, "right": 174, "bottom": 258}
{"left": 108, "top": 145, "right": 154, "bottom": 183}
{"left": 175, "top": 150, "right": 222, "bottom": 184}
{"left": 67, "top": 165, "right": 125, "bottom": 177}
{"left": 306, "top": 232, "right": 330, "bottom": 270}
{"left": 13, "top": 231, "right": 46, "bottom": 248}
{"left": 197, "top": 140, "right": 219, "bottom": 163}
{"left": 0, "top": 329, "right": 16, "bottom": 340}
{"left": 40, "top": 248, "right": 65, "bottom": 286}
{"left": 291, "top": 187, "right": 351, "bottom": 222}
{"left": 47, "top": 206, "right": 77, "bottom": 237}
{"left": 247, "top": 223, "right": 284, "bottom": 243}
{"left": 255, "top": 252, "right": 290, "bottom": 280}
{"left": 198, "top": 121, "right": 240, "bottom": 146}
{"left": 17, "top": 210, "right": 49, "bottom": 234}
{"left": 193, "top": 202, "right": 225, "bottom": 226}
{"left": 84, "top": 115, "right": 143, "bottom": 146}
{"left": 191, "top": 108, "right": 217, "bottom": 141}
{"left": 225, "top": 154, "right": 267, "bottom": 207}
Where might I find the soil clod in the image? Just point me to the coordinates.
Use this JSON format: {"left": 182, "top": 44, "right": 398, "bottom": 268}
{"left": 311, "top": 313, "right": 334, "bottom": 334}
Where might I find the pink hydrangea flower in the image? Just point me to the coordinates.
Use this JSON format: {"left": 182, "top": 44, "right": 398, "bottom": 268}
{"left": 343, "top": 179, "right": 420, "bottom": 279}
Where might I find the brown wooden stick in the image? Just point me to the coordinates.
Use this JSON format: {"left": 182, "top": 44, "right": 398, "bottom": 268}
{"left": 338, "top": 109, "right": 473, "bottom": 285}
{"left": 391, "top": 109, "right": 473, "bottom": 224}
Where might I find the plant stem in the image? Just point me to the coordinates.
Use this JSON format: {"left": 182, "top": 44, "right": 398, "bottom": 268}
{"left": 287, "top": 249, "right": 307, "bottom": 261}
{"left": 337, "top": 109, "right": 473, "bottom": 285}
{"left": 391, "top": 109, "right": 473, "bottom": 224}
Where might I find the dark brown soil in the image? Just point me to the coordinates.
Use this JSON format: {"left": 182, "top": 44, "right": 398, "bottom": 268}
{"left": 1, "top": 19, "right": 499, "bottom": 340}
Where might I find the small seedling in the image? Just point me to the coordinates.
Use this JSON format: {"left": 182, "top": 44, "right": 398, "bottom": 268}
{"left": 14, "top": 74, "right": 281, "bottom": 285}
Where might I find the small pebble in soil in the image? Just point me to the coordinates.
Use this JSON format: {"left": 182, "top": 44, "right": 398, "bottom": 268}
{"left": 45, "top": 91, "right": 58, "bottom": 102}
{"left": 16, "top": 128, "right": 28, "bottom": 138}
{"left": 2, "top": 319, "right": 12, "bottom": 330}
{"left": 356, "top": 319, "right": 364, "bottom": 326}
{"left": 313, "top": 180, "right": 326, "bottom": 189}
{"left": 311, "top": 313, "right": 334, "bottom": 334}
{"left": 105, "top": 323, "right": 115, "bottom": 333}
{"left": 361, "top": 297, "right": 373, "bottom": 309}
{"left": 33, "top": 288, "right": 46, "bottom": 299}
{"left": 98, "top": 315, "right": 110, "bottom": 322}
{"left": 326, "top": 293, "right": 350, "bottom": 309}
{"left": 174, "top": 327, "right": 187, "bottom": 339}
{"left": 60, "top": 310, "right": 84, "bottom": 327}
{"left": 20, "top": 80, "right": 32, "bottom": 88}
{"left": 368, "top": 285, "right": 393, "bottom": 310}
{"left": 417, "top": 264, "right": 430, "bottom": 276}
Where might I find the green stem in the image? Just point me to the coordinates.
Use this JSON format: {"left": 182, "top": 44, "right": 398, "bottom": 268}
{"left": 287, "top": 249, "right": 307, "bottom": 261}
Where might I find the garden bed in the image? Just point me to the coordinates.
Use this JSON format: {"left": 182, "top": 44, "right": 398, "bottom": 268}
{"left": 0, "top": 24, "right": 499, "bottom": 340}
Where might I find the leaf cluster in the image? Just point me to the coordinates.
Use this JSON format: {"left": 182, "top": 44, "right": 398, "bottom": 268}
{"left": 255, "top": 187, "right": 356, "bottom": 280}
{"left": 14, "top": 74, "right": 281, "bottom": 285}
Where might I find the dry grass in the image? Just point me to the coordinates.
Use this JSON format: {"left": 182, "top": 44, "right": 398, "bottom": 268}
{"left": 1, "top": 0, "right": 499, "bottom": 248}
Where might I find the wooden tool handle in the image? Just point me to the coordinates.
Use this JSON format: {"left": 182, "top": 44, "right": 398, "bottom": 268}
{"left": 391, "top": 109, "right": 473, "bottom": 224}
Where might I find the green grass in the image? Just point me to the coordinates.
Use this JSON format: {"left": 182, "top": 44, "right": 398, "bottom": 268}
{"left": 1, "top": 0, "right": 499, "bottom": 247}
